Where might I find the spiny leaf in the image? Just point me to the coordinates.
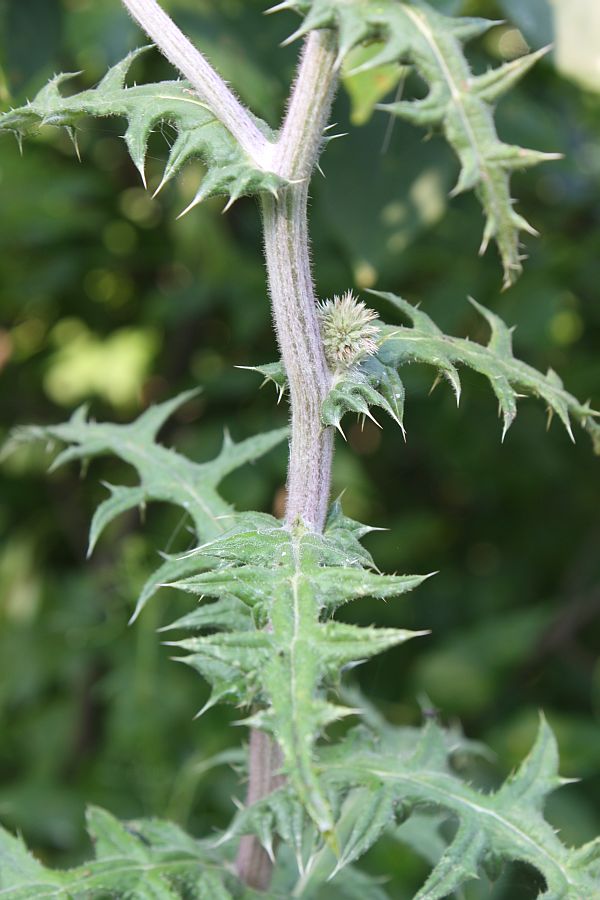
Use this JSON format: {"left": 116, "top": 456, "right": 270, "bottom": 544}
{"left": 320, "top": 716, "right": 600, "bottom": 899}
{"left": 88, "top": 483, "right": 147, "bottom": 557}
{"left": 373, "top": 292, "right": 599, "bottom": 447}
{"left": 87, "top": 806, "right": 149, "bottom": 861}
{"left": 131, "top": 550, "right": 222, "bottom": 625}
{"left": 256, "top": 355, "right": 408, "bottom": 437}
{"left": 0, "top": 806, "right": 233, "bottom": 899}
{"left": 0, "top": 46, "right": 285, "bottom": 211}
{"left": 249, "top": 295, "right": 599, "bottom": 451}
{"left": 161, "top": 595, "right": 253, "bottom": 635}
{"left": 10, "top": 390, "right": 287, "bottom": 621}
{"left": 275, "top": 0, "right": 558, "bottom": 286}
{"left": 414, "top": 819, "right": 484, "bottom": 900}
{"left": 237, "top": 361, "right": 288, "bottom": 403}
{"left": 322, "top": 357, "right": 406, "bottom": 437}
{"left": 18, "top": 390, "right": 287, "bottom": 541}
{"left": 326, "top": 788, "right": 396, "bottom": 878}
{"left": 496, "top": 712, "right": 567, "bottom": 811}
{"left": 264, "top": 832, "right": 393, "bottom": 898}
{"left": 0, "top": 826, "right": 62, "bottom": 895}
{"left": 167, "top": 512, "right": 429, "bottom": 835}
{"left": 315, "top": 293, "right": 599, "bottom": 449}
{"left": 222, "top": 709, "right": 485, "bottom": 893}
{"left": 171, "top": 629, "right": 273, "bottom": 715}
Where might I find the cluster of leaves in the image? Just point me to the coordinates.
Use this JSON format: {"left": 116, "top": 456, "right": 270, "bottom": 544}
{"left": 5, "top": 662, "right": 598, "bottom": 898}
{"left": 5, "top": 721, "right": 599, "bottom": 899}
{"left": 273, "top": 0, "right": 559, "bottom": 286}
{"left": 0, "top": 0, "right": 559, "bottom": 289}
{"left": 2, "top": 391, "right": 599, "bottom": 897}
{"left": 0, "top": 799, "right": 396, "bottom": 899}
{"left": 0, "top": 806, "right": 234, "bottom": 899}
{"left": 163, "top": 504, "right": 428, "bottom": 833}
{"left": 228, "top": 706, "right": 600, "bottom": 898}
{"left": 7, "top": 391, "right": 428, "bottom": 843}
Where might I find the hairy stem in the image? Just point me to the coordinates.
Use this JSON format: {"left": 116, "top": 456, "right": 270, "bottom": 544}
{"left": 235, "top": 30, "right": 339, "bottom": 890}
{"left": 120, "top": 0, "right": 270, "bottom": 163}
{"left": 268, "top": 29, "right": 339, "bottom": 531}
{"left": 262, "top": 185, "right": 334, "bottom": 530}
{"left": 121, "top": 3, "right": 339, "bottom": 886}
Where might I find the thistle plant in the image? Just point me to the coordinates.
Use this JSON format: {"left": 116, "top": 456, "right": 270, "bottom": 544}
{"left": 1, "top": 1, "right": 599, "bottom": 898}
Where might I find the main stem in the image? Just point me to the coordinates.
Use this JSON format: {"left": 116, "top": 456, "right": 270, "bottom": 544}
{"left": 263, "top": 183, "right": 334, "bottom": 530}
{"left": 235, "top": 30, "right": 339, "bottom": 890}
{"left": 116, "top": 0, "right": 337, "bottom": 890}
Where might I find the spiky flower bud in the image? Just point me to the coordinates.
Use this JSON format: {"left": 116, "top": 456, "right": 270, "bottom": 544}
{"left": 317, "top": 290, "right": 379, "bottom": 371}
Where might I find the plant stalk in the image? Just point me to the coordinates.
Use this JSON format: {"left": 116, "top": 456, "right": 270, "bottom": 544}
{"left": 235, "top": 29, "right": 339, "bottom": 890}
{"left": 262, "top": 185, "right": 334, "bottom": 531}
{"left": 266, "top": 28, "right": 339, "bottom": 532}
{"left": 120, "top": 3, "right": 339, "bottom": 886}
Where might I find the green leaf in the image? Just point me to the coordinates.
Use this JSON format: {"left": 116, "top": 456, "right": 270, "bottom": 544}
{"left": 320, "top": 294, "right": 600, "bottom": 450}
{"left": 161, "top": 594, "right": 253, "bottom": 635}
{"left": 167, "top": 510, "right": 429, "bottom": 836}
{"left": 9, "top": 389, "right": 288, "bottom": 620}
{"left": 374, "top": 293, "right": 599, "bottom": 447}
{"left": 321, "top": 717, "right": 600, "bottom": 899}
{"left": 132, "top": 551, "right": 224, "bottom": 625}
{"left": 276, "top": 0, "right": 558, "bottom": 286}
{"left": 249, "top": 296, "right": 600, "bottom": 451}
{"left": 223, "top": 706, "right": 486, "bottom": 892}
{"left": 23, "top": 389, "right": 287, "bottom": 541}
{"left": 0, "top": 46, "right": 285, "bottom": 211}
{"left": 88, "top": 483, "right": 147, "bottom": 557}
{"left": 321, "top": 356, "right": 406, "bottom": 437}
{"left": 268, "top": 843, "right": 392, "bottom": 899}
{"left": 0, "top": 806, "right": 234, "bottom": 899}
{"left": 87, "top": 805, "right": 149, "bottom": 860}
{"left": 307, "top": 787, "right": 396, "bottom": 882}
{"left": 0, "top": 826, "right": 63, "bottom": 896}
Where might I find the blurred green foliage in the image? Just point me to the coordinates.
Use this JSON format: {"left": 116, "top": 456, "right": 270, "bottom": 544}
{"left": 0, "top": 0, "right": 598, "bottom": 895}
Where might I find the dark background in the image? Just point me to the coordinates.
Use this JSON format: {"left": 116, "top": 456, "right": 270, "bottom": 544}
{"left": 0, "top": 1, "right": 598, "bottom": 896}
